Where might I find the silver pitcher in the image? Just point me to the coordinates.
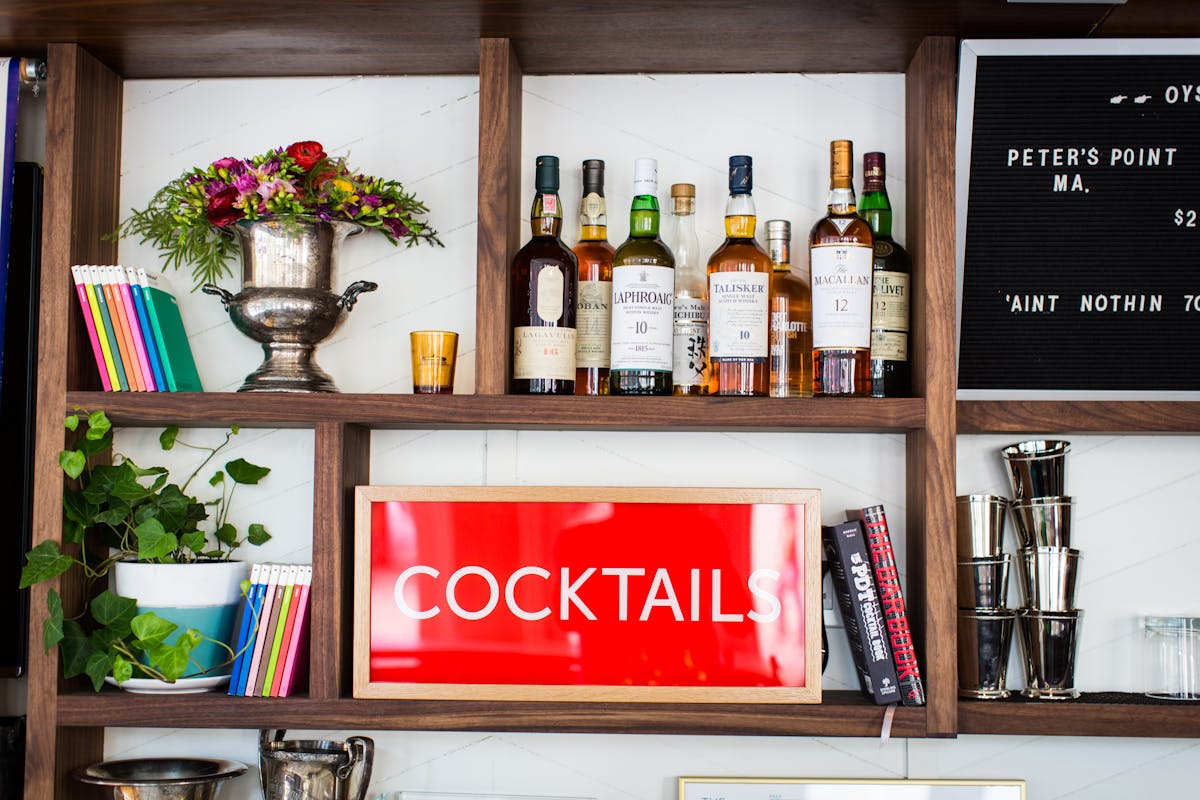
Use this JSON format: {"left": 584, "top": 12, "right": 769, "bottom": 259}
{"left": 259, "top": 729, "right": 374, "bottom": 800}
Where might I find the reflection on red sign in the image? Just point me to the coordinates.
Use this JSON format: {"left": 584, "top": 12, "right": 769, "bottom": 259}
{"left": 369, "top": 498, "right": 810, "bottom": 688}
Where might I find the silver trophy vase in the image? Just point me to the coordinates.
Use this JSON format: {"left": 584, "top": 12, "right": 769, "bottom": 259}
{"left": 203, "top": 217, "right": 376, "bottom": 393}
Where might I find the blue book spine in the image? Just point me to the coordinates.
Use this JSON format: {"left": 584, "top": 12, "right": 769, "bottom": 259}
{"left": 230, "top": 570, "right": 268, "bottom": 696}
{"left": 128, "top": 269, "right": 167, "bottom": 392}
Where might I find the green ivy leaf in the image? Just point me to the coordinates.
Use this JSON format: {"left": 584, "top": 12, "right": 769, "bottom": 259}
{"left": 131, "top": 611, "right": 177, "bottom": 650}
{"left": 85, "top": 651, "right": 114, "bottom": 691}
{"left": 43, "top": 589, "right": 64, "bottom": 652}
{"left": 91, "top": 590, "right": 138, "bottom": 637}
{"left": 147, "top": 629, "right": 199, "bottom": 681}
{"left": 58, "top": 449, "right": 86, "bottom": 480}
{"left": 64, "top": 414, "right": 80, "bottom": 431}
{"left": 111, "top": 655, "right": 133, "bottom": 684}
{"left": 20, "top": 541, "right": 74, "bottom": 588}
{"left": 76, "top": 429, "right": 113, "bottom": 458}
{"left": 85, "top": 410, "right": 111, "bottom": 439}
{"left": 110, "top": 464, "right": 152, "bottom": 502}
{"left": 62, "top": 519, "right": 85, "bottom": 546}
{"left": 225, "top": 457, "right": 270, "bottom": 485}
{"left": 90, "top": 625, "right": 126, "bottom": 654}
{"left": 231, "top": 424, "right": 240, "bottom": 435}
{"left": 126, "top": 462, "right": 169, "bottom": 479}
{"left": 134, "top": 517, "right": 178, "bottom": 561}
{"left": 179, "top": 530, "right": 207, "bottom": 554}
{"left": 247, "top": 523, "right": 271, "bottom": 546}
{"left": 60, "top": 620, "right": 92, "bottom": 679}
{"left": 208, "top": 470, "right": 225, "bottom": 487}
{"left": 159, "top": 426, "right": 179, "bottom": 451}
{"left": 62, "top": 490, "right": 93, "bottom": 525}
{"left": 213, "top": 523, "right": 238, "bottom": 546}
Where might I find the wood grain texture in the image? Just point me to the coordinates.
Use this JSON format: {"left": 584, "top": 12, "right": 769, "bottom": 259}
{"left": 56, "top": 690, "right": 924, "bottom": 737}
{"left": 959, "top": 695, "right": 1200, "bottom": 737}
{"left": 310, "top": 422, "right": 370, "bottom": 700}
{"left": 905, "top": 37, "right": 959, "bottom": 738}
{"left": 475, "top": 38, "right": 522, "bottom": 394}
{"left": 958, "top": 401, "right": 1200, "bottom": 434}
{"left": 25, "top": 44, "right": 120, "bottom": 800}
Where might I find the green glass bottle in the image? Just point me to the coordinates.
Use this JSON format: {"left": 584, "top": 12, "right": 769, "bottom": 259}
{"left": 609, "top": 158, "right": 675, "bottom": 395}
{"left": 859, "top": 151, "right": 912, "bottom": 398}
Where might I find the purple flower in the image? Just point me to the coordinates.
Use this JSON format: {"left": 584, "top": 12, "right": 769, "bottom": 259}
{"left": 205, "top": 180, "right": 231, "bottom": 196}
{"left": 233, "top": 172, "right": 258, "bottom": 193}
{"left": 211, "top": 156, "right": 239, "bottom": 171}
{"left": 315, "top": 206, "right": 332, "bottom": 222}
{"left": 361, "top": 194, "right": 381, "bottom": 209}
{"left": 383, "top": 218, "right": 411, "bottom": 238}
{"left": 260, "top": 156, "right": 281, "bottom": 175}
{"left": 344, "top": 203, "right": 361, "bottom": 218}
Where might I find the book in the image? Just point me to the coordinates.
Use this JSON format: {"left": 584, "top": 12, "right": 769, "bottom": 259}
{"left": 126, "top": 266, "right": 167, "bottom": 391}
{"left": 250, "top": 564, "right": 290, "bottom": 696}
{"left": 270, "top": 564, "right": 308, "bottom": 697}
{"left": 227, "top": 563, "right": 263, "bottom": 696}
{"left": 138, "top": 268, "right": 203, "bottom": 392}
{"left": 823, "top": 519, "right": 901, "bottom": 705}
{"left": 88, "top": 265, "right": 128, "bottom": 391}
{"left": 277, "top": 565, "right": 312, "bottom": 698}
{"left": 261, "top": 564, "right": 298, "bottom": 696}
{"left": 852, "top": 504, "right": 926, "bottom": 706}
{"left": 70, "top": 266, "right": 111, "bottom": 391}
{"left": 243, "top": 563, "right": 281, "bottom": 696}
{"left": 100, "top": 265, "right": 145, "bottom": 391}
{"left": 114, "top": 265, "right": 157, "bottom": 390}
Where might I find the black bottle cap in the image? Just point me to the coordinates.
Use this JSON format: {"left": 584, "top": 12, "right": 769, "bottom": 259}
{"left": 582, "top": 158, "right": 605, "bottom": 195}
{"left": 729, "top": 155, "right": 752, "bottom": 194}
{"left": 535, "top": 155, "right": 559, "bottom": 193}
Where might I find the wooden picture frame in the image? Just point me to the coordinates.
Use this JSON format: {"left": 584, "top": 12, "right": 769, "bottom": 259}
{"left": 678, "top": 777, "right": 1026, "bottom": 800}
{"left": 354, "top": 485, "right": 821, "bottom": 703}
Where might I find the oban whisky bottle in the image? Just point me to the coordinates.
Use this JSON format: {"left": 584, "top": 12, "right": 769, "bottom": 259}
{"left": 610, "top": 158, "right": 675, "bottom": 395}
{"left": 669, "top": 183, "right": 708, "bottom": 395}
{"left": 809, "top": 140, "right": 873, "bottom": 397}
{"left": 766, "top": 220, "right": 813, "bottom": 397}
{"left": 859, "top": 151, "right": 912, "bottom": 397}
{"left": 573, "top": 159, "right": 615, "bottom": 395}
{"left": 510, "top": 155, "right": 578, "bottom": 394}
{"left": 706, "top": 155, "right": 770, "bottom": 396}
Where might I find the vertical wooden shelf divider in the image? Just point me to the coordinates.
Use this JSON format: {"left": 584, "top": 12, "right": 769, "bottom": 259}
{"left": 26, "top": 42, "right": 123, "bottom": 800}
{"left": 903, "top": 36, "right": 958, "bottom": 737}
{"left": 475, "top": 37, "right": 523, "bottom": 395}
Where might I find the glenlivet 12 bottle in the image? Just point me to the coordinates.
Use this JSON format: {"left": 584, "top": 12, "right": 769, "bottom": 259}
{"left": 859, "top": 151, "right": 911, "bottom": 397}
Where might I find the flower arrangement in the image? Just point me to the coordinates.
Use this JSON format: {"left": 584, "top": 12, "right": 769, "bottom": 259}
{"left": 115, "top": 140, "right": 442, "bottom": 288}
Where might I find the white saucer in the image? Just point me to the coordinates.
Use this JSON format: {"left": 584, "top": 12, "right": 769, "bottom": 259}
{"left": 104, "top": 674, "right": 231, "bottom": 694}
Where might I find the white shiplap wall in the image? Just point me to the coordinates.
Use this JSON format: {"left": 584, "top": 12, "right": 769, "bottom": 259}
{"left": 102, "top": 75, "right": 1200, "bottom": 800}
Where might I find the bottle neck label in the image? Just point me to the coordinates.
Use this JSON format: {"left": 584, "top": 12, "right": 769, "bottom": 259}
{"left": 725, "top": 215, "right": 756, "bottom": 238}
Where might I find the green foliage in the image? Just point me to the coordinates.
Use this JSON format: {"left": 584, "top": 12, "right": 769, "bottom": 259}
{"left": 19, "top": 409, "right": 275, "bottom": 689}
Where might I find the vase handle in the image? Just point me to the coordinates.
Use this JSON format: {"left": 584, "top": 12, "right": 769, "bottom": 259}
{"left": 202, "top": 284, "right": 234, "bottom": 309}
{"left": 338, "top": 280, "right": 378, "bottom": 311}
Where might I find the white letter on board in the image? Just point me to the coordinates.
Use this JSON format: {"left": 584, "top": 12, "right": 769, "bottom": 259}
{"left": 395, "top": 565, "right": 440, "bottom": 619}
{"left": 446, "top": 566, "right": 500, "bottom": 620}
{"left": 747, "top": 568, "right": 783, "bottom": 624}
{"left": 505, "top": 566, "right": 551, "bottom": 620}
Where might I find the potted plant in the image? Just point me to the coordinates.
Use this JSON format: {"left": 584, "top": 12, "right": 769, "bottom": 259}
{"left": 19, "top": 410, "right": 273, "bottom": 692}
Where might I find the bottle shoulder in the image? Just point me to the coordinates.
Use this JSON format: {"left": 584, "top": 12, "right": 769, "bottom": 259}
{"left": 613, "top": 236, "right": 675, "bottom": 267}
{"left": 707, "top": 239, "right": 772, "bottom": 272}
{"left": 808, "top": 214, "right": 874, "bottom": 247}
{"left": 771, "top": 268, "right": 811, "bottom": 293}
{"left": 872, "top": 236, "right": 912, "bottom": 272}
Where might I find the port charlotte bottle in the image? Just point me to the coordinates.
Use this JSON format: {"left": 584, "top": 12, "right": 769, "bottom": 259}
{"left": 669, "top": 183, "right": 708, "bottom": 395}
{"left": 509, "top": 155, "right": 578, "bottom": 394}
{"left": 766, "top": 220, "right": 813, "bottom": 397}
{"left": 809, "top": 140, "right": 873, "bottom": 397}
{"left": 609, "top": 158, "right": 675, "bottom": 396}
{"left": 859, "top": 151, "right": 912, "bottom": 398}
{"left": 706, "top": 155, "right": 770, "bottom": 396}
{"left": 573, "top": 159, "right": 615, "bottom": 395}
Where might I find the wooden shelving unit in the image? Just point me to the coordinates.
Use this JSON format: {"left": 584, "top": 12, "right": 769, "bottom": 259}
{"left": 10, "top": 3, "right": 1200, "bottom": 798}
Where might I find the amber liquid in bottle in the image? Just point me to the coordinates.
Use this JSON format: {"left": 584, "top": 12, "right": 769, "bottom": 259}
{"left": 766, "top": 220, "right": 813, "bottom": 397}
{"left": 510, "top": 155, "right": 578, "bottom": 395}
{"left": 573, "top": 159, "right": 615, "bottom": 395}
{"left": 809, "top": 140, "right": 873, "bottom": 397}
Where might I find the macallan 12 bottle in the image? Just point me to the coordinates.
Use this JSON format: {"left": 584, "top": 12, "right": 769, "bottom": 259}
{"left": 859, "top": 151, "right": 912, "bottom": 397}
{"left": 574, "top": 159, "right": 615, "bottom": 395}
{"left": 809, "top": 140, "right": 873, "bottom": 397}
{"left": 609, "top": 158, "right": 675, "bottom": 396}
{"left": 669, "top": 183, "right": 708, "bottom": 395}
{"left": 510, "top": 155, "right": 578, "bottom": 394}
{"left": 766, "top": 219, "right": 813, "bottom": 397}
{"left": 706, "top": 155, "right": 770, "bottom": 396}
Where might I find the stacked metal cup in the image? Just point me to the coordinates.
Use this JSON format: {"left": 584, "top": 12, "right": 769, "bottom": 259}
{"left": 956, "top": 494, "right": 1016, "bottom": 699}
{"left": 1002, "top": 440, "right": 1083, "bottom": 700}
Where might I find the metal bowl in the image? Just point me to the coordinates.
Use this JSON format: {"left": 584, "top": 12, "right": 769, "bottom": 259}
{"left": 72, "top": 757, "right": 246, "bottom": 800}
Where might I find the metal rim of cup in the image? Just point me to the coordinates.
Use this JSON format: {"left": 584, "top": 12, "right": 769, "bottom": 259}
{"left": 1010, "top": 495, "right": 1074, "bottom": 509}
{"left": 1017, "top": 607, "right": 1083, "bottom": 620}
{"left": 1001, "top": 439, "right": 1072, "bottom": 462}
{"left": 956, "top": 493, "right": 1010, "bottom": 507}
{"left": 958, "top": 607, "right": 1017, "bottom": 619}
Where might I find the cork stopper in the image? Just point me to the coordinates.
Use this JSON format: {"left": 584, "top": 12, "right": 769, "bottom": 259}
{"left": 671, "top": 183, "right": 695, "bottom": 214}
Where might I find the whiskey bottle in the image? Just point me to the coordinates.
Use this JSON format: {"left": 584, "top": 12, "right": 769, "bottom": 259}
{"left": 669, "top": 183, "right": 708, "bottom": 395}
{"left": 706, "top": 155, "right": 770, "bottom": 396}
{"left": 809, "top": 140, "right": 873, "bottom": 397}
{"left": 510, "top": 155, "right": 578, "bottom": 395}
{"left": 766, "top": 220, "right": 813, "bottom": 398}
{"left": 610, "top": 158, "right": 675, "bottom": 396}
{"left": 859, "top": 151, "right": 912, "bottom": 398}
{"left": 573, "top": 159, "right": 615, "bottom": 395}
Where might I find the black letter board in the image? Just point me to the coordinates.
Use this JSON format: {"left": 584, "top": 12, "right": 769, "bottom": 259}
{"left": 957, "top": 40, "right": 1200, "bottom": 396}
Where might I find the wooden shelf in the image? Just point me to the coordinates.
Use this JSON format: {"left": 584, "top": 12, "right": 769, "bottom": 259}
{"left": 959, "top": 694, "right": 1200, "bottom": 738}
{"left": 56, "top": 690, "right": 924, "bottom": 738}
{"left": 69, "top": 391, "right": 927, "bottom": 432}
{"left": 957, "top": 401, "right": 1200, "bottom": 435}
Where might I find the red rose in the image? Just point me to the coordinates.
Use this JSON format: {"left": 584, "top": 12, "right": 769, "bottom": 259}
{"left": 286, "top": 140, "right": 326, "bottom": 172}
{"left": 206, "top": 186, "right": 243, "bottom": 227}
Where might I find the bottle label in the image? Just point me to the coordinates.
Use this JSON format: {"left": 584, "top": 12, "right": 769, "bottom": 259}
{"left": 542, "top": 194, "right": 558, "bottom": 215}
{"left": 672, "top": 296, "right": 709, "bottom": 386}
{"left": 513, "top": 326, "right": 577, "bottom": 380}
{"left": 535, "top": 264, "right": 564, "bottom": 322}
{"left": 709, "top": 271, "right": 769, "bottom": 359}
{"left": 610, "top": 264, "right": 674, "bottom": 371}
{"left": 582, "top": 192, "right": 605, "bottom": 219}
{"left": 870, "top": 330, "right": 908, "bottom": 361}
{"left": 811, "top": 244, "right": 873, "bottom": 350}
{"left": 576, "top": 279, "right": 612, "bottom": 368}
{"left": 872, "top": 271, "right": 910, "bottom": 331}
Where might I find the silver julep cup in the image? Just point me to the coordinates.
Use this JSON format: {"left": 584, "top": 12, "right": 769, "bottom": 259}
{"left": 1010, "top": 496, "right": 1075, "bottom": 550}
{"left": 1018, "top": 608, "right": 1083, "bottom": 699}
{"left": 72, "top": 758, "right": 246, "bottom": 800}
{"left": 958, "top": 608, "right": 1016, "bottom": 699}
{"left": 1017, "top": 546, "right": 1081, "bottom": 611}
{"left": 956, "top": 494, "right": 1009, "bottom": 557}
{"left": 957, "top": 554, "right": 1012, "bottom": 609}
{"left": 1001, "top": 439, "right": 1071, "bottom": 499}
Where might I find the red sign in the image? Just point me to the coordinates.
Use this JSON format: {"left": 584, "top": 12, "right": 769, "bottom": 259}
{"left": 354, "top": 487, "right": 821, "bottom": 702}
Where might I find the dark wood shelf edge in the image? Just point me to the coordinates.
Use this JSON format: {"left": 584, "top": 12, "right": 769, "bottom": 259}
{"left": 959, "top": 695, "right": 1200, "bottom": 738}
{"left": 57, "top": 691, "right": 925, "bottom": 737}
{"left": 957, "top": 400, "right": 1200, "bottom": 434}
{"left": 68, "top": 392, "right": 927, "bottom": 432}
